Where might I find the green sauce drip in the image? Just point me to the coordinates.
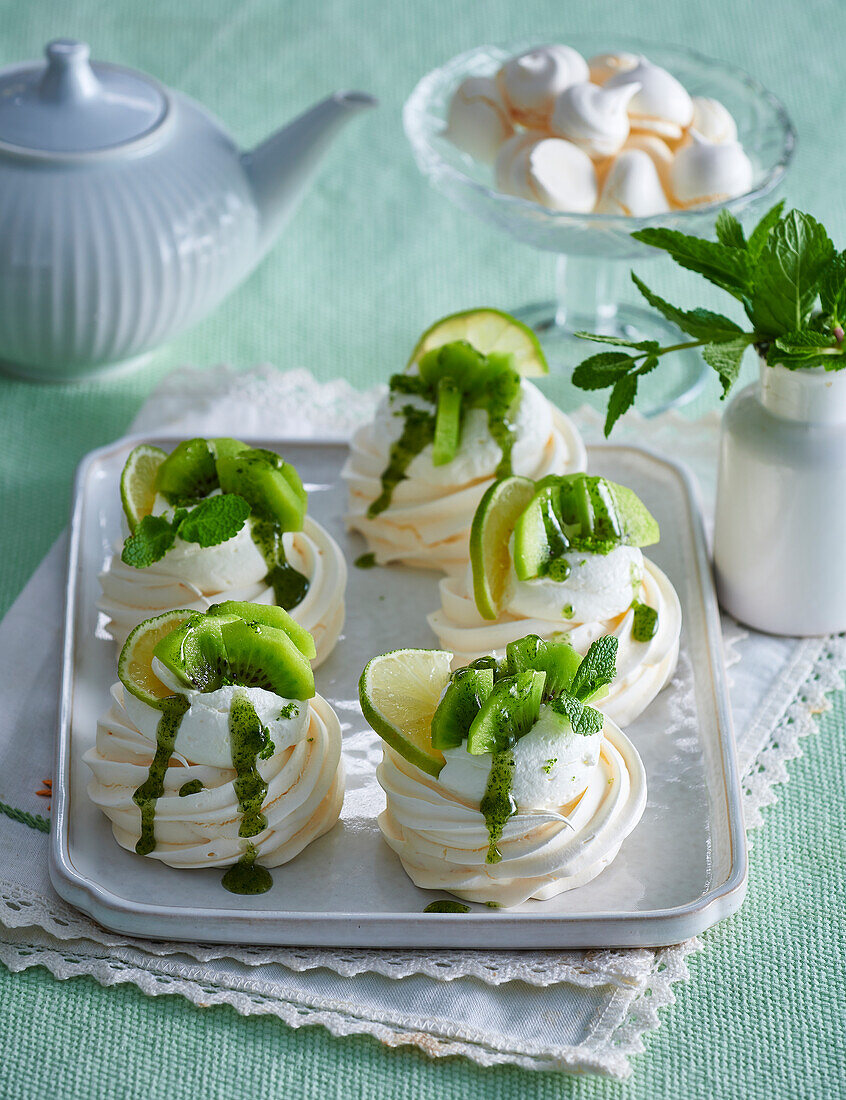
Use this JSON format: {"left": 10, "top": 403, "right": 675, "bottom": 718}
{"left": 368, "top": 406, "right": 436, "bottom": 517}
{"left": 178, "top": 779, "right": 203, "bottom": 797}
{"left": 221, "top": 842, "right": 273, "bottom": 895}
{"left": 480, "top": 748, "right": 517, "bottom": 864}
{"left": 229, "top": 692, "right": 272, "bottom": 838}
{"left": 424, "top": 900, "right": 471, "bottom": 913}
{"left": 632, "top": 600, "right": 659, "bottom": 642}
{"left": 132, "top": 694, "right": 190, "bottom": 856}
{"left": 251, "top": 519, "right": 309, "bottom": 610}
{"left": 485, "top": 370, "right": 520, "bottom": 479}
{"left": 354, "top": 552, "right": 378, "bottom": 569}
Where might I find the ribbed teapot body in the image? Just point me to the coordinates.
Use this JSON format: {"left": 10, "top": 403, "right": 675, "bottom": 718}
{"left": 0, "top": 95, "right": 260, "bottom": 380}
{"left": 713, "top": 359, "right": 846, "bottom": 635}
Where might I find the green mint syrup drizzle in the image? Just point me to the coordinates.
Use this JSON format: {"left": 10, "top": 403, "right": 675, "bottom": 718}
{"left": 354, "top": 552, "right": 378, "bottom": 569}
{"left": 178, "top": 779, "right": 203, "bottom": 797}
{"left": 480, "top": 748, "right": 517, "bottom": 864}
{"left": 132, "top": 694, "right": 190, "bottom": 856}
{"left": 221, "top": 842, "right": 273, "bottom": 895}
{"left": 251, "top": 519, "right": 309, "bottom": 610}
{"left": 424, "top": 900, "right": 471, "bottom": 913}
{"left": 368, "top": 405, "right": 436, "bottom": 517}
{"left": 632, "top": 600, "right": 659, "bottom": 642}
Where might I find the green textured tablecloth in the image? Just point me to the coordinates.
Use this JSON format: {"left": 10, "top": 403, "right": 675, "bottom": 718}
{"left": 0, "top": 0, "right": 843, "bottom": 1096}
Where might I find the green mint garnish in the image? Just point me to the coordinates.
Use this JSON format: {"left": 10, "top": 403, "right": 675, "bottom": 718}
{"left": 548, "top": 692, "right": 604, "bottom": 736}
{"left": 572, "top": 204, "right": 846, "bottom": 434}
{"left": 278, "top": 702, "right": 299, "bottom": 720}
{"left": 122, "top": 493, "right": 251, "bottom": 567}
{"left": 569, "top": 636, "right": 619, "bottom": 703}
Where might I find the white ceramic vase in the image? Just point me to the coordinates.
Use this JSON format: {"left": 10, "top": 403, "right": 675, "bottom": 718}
{"left": 714, "top": 357, "right": 846, "bottom": 635}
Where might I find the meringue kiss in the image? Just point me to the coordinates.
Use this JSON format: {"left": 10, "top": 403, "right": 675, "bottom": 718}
{"left": 670, "top": 131, "right": 753, "bottom": 205}
{"left": 496, "top": 44, "right": 589, "bottom": 128}
{"left": 596, "top": 148, "right": 670, "bottom": 216}
{"left": 445, "top": 76, "right": 514, "bottom": 163}
{"left": 495, "top": 133, "right": 597, "bottom": 212}
{"left": 689, "top": 96, "right": 738, "bottom": 144}
{"left": 606, "top": 58, "right": 693, "bottom": 141}
{"left": 550, "top": 81, "right": 639, "bottom": 159}
{"left": 588, "top": 51, "right": 639, "bottom": 85}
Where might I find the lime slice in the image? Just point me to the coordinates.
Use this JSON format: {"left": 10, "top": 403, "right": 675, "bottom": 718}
{"left": 470, "top": 476, "right": 536, "bottom": 621}
{"left": 118, "top": 609, "right": 197, "bottom": 705}
{"left": 359, "top": 649, "right": 453, "bottom": 777}
{"left": 408, "top": 309, "right": 548, "bottom": 377}
{"left": 120, "top": 444, "right": 167, "bottom": 533}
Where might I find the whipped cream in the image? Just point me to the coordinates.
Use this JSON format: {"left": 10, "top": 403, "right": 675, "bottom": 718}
{"left": 689, "top": 96, "right": 738, "bottom": 144}
{"left": 428, "top": 556, "right": 682, "bottom": 726}
{"left": 596, "top": 148, "right": 670, "bottom": 216}
{"left": 495, "top": 133, "right": 597, "bottom": 212}
{"left": 670, "top": 132, "right": 753, "bottom": 206}
{"left": 377, "top": 714, "right": 646, "bottom": 907}
{"left": 98, "top": 515, "right": 347, "bottom": 667}
{"left": 588, "top": 51, "right": 639, "bottom": 85}
{"left": 550, "top": 81, "right": 639, "bottom": 159}
{"left": 343, "top": 381, "right": 587, "bottom": 574}
{"left": 445, "top": 76, "right": 514, "bottom": 163}
{"left": 606, "top": 59, "right": 693, "bottom": 141}
{"left": 496, "top": 45, "right": 589, "bottom": 129}
{"left": 85, "top": 686, "right": 344, "bottom": 869}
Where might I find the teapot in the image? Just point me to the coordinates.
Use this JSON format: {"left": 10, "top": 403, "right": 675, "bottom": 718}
{"left": 0, "top": 39, "right": 376, "bottom": 381}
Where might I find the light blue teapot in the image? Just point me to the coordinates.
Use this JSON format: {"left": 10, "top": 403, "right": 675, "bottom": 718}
{"left": 0, "top": 39, "right": 376, "bottom": 381}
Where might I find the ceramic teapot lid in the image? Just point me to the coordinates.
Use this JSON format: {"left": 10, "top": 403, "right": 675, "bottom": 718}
{"left": 0, "top": 39, "right": 167, "bottom": 153}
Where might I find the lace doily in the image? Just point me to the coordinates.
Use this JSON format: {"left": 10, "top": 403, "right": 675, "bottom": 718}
{"left": 0, "top": 366, "right": 842, "bottom": 1079}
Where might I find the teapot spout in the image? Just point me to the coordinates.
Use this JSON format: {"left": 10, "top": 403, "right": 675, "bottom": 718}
{"left": 244, "top": 91, "right": 377, "bottom": 243}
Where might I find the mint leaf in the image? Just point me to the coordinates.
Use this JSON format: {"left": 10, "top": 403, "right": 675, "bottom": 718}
{"left": 604, "top": 374, "right": 637, "bottom": 436}
{"left": 572, "top": 351, "right": 636, "bottom": 391}
{"left": 749, "top": 211, "right": 834, "bottom": 335}
{"left": 121, "top": 514, "right": 177, "bottom": 568}
{"left": 771, "top": 329, "right": 842, "bottom": 370}
{"left": 701, "top": 337, "right": 750, "bottom": 397}
{"left": 548, "top": 692, "right": 604, "bottom": 736}
{"left": 715, "top": 210, "right": 745, "bottom": 250}
{"left": 631, "top": 274, "right": 745, "bottom": 342}
{"left": 570, "top": 636, "right": 619, "bottom": 702}
{"left": 631, "top": 227, "right": 753, "bottom": 300}
{"left": 176, "top": 493, "right": 251, "bottom": 548}
{"left": 820, "top": 250, "right": 846, "bottom": 325}
{"left": 574, "top": 331, "right": 659, "bottom": 352}
{"left": 747, "top": 201, "right": 785, "bottom": 261}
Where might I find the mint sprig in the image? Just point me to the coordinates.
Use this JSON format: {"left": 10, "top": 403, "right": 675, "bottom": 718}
{"left": 573, "top": 205, "right": 846, "bottom": 434}
{"left": 121, "top": 493, "right": 251, "bottom": 568}
{"left": 569, "top": 635, "right": 619, "bottom": 702}
{"left": 548, "top": 692, "right": 604, "bottom": 736}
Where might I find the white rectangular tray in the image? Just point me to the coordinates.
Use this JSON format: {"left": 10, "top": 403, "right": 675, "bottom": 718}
{"left": 50, "top": 434, "right": 746, "bottom": 948}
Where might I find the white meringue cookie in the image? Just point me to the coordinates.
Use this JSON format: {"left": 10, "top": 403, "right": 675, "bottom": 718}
{"left": 622, "top": 132, "right": 675, "bottom": 190}
{"left": 496, "top": 45, "right": 589, "bottom": 128}
{"left": 670, "top": 131, "right": 753, "bottom": 206}
{"left": 606, "top": 59, "right": 693, "bottom": 140}
{"left": 588, "top": 51, "right": 639, "bottom": 85}
{"left": 495, "top": 132, "right": 597, "bottom": 212}
{"left": 596, "top": 148, "right": 670, "bottom": 216}
{"left": 550, "top": 81, "right": 639, "bottom": 159}
{"left": 688, "top": 96, "right": 738, "bottom": 144}
{"left": 444, "top": 76, "right": 514, "bottom": 163}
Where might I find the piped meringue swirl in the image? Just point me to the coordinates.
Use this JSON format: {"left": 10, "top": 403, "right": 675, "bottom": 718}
{"left": 377, "top": 716, "right": 646, "bottom": 907}
{"left": 496, "top": 45, "right": 589, "bottom": 129}
{"left": 85, "top": 686, "right": 344, "bottom": 869}
{"left": 343, "top": 381, "right": 586, "bottom": 574}
{"left": 428, "top": 555, "right": 681, "bottom": 726}
{"left": 98, "top": 515, "right": 347, "bottom": 667}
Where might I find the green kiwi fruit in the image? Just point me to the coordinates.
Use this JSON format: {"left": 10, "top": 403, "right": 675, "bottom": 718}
{"left": 219, "top": 618, "right": 314, "bottom": 700}
{"left": 153, "top": 613, "right": 230, "bottom": 693}
{"left": 155, "top": 439, "right": 219, "bottom": 505}
{"left": 505, "top": 635, "right": 582, "bottom": 701}
{"left": 466, "top": 670, "right": 545, "bottom": 756}
{"left": 207, "top": 600, "right": 316, "bottom": 660}
{"left": 216, "top": 448, "right": 306, "bottom": 531}
{"left": 430, "top": 666, "right": 494, "bottom": 750}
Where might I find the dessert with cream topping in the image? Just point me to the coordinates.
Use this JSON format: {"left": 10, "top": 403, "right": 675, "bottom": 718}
{"left": 343, "top": 310, "right": 586, "bottom": 574}
{"left": 359, "top": 634, "right": 646, "bottom": 906}
{"left": 444, "top": 43, "right": 752, "bottom": 212}
{"left": 85, "top": 604, "right": 344, "bottom": 894}
{"left": 428, "top": 472, "right": 681, "bottom": 726}
{"left": 98, "top": 438, "right": 347, "bottom": 666}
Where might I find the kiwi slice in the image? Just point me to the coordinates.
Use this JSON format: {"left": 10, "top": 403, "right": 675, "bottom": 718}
{"left": 216, "top": 449, "right": 306, "bottom": 531}
{"left": 219, "top": 619, "right": 314, "bottom": 700}
{"left": 208, "top": 600, "right": 316, "bottom": 661}
{"left": 153, "top": 613, "right": 230, "bottom": 693}
{"left": 430, "top": 666, "right": 494, "bottom": 750}
{"left": 155, "top": 439, "right": 219, "bottom": 505}
{"left": 432, "top": 379, "right": 462, "bottom": 467}
{"left": 209, "top": 437, "right": 248, "bottom": 465}
{"left": 505, "top": 635, "right": 582, "bottom": 701}
{"left": 512, "top": 480, "right": 571, "bottom": 581}
{"left": 466, "top": 670, "right": 545, "bottom": 756}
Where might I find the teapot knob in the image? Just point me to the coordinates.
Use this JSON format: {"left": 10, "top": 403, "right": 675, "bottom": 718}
{"left": 39, "top": 39, "right": 101, "bottom": 103}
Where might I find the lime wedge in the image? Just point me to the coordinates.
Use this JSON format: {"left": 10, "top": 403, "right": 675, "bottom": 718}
{"left": 120, "top": 444, "right": 167, "bottom": 533}
{"left": 470, "top": 476, "right": 536, "bottom": 621}
{"left": 359, "top": 649, "right": 453, "bottom": 777}
{"left": 118, "top": 609, "right": 197, "bottom": 706}
{"left": 408, "top": 309, "right": 548, "bottom": 377}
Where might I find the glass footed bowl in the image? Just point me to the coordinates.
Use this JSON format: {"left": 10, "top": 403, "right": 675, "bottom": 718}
{"left": 404, "top": 36, "right": 795, "bottom": 415}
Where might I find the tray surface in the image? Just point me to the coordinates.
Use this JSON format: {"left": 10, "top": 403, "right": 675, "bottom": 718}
{"left": 50, "top": 435, "right": 746, "bottom": 947}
